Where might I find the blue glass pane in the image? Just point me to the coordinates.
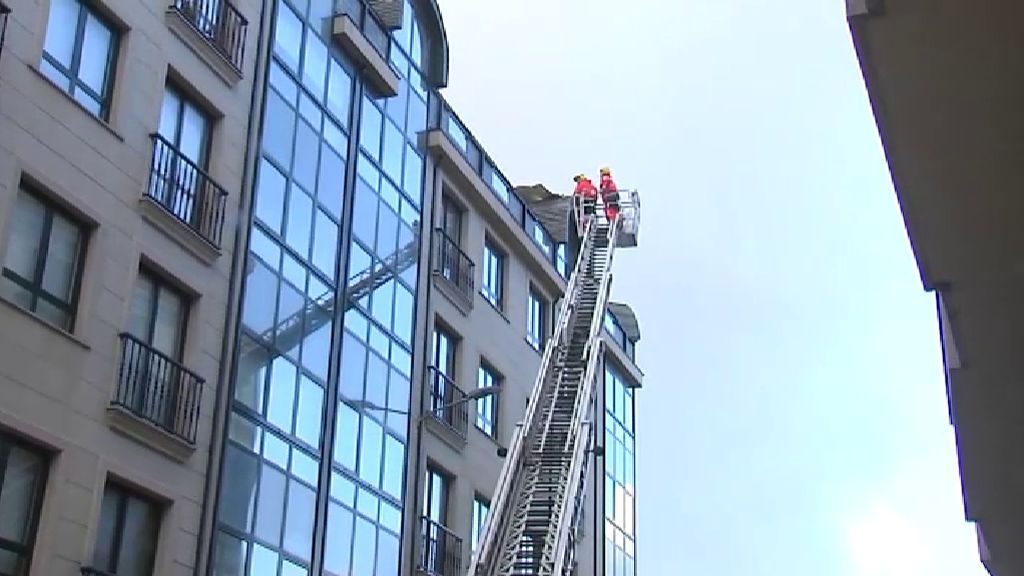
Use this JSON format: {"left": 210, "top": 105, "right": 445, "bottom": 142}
{"left": 352, "top": 517, "right": 377, "bottom": 576}
{"left": 250, "top": 544, "right": 278, "bottom": 576}
{"left": 243, "top": 260, "right": 278, "bottom": 335}
{"left": 359, "top": 98, "right": 382, "bottom": 161}
{"left": 267, "top": 358, "right": 297, "bottom": 432}
{"left": 371, "top": 280, "right": 394, "bottom": 332}
{"left": 364, "top": 353, "right": 388, "bottom": 414}
{"left": 219, "top": 444, "right": 258, "bottom": 533}
{"left": 294, "top": 377, "right": 324, "bottom": 447}
{"left": 331, "top": 472, "right": 357, "bottom": 506}
{"left": 292, "top": 120, "right": 320, "bottom": 194}
{"left": 382, "top": 120, "right": 404, "bottom": 184}
{"left": 376, "top": 204, "right": 398, "bottom": 260}
{"left": 255, "top": 465, "right": 286, "bottom": 545}
{"left": 327, "top": 60, "right": 352, "bottom": 126}
{"left": 318, "top": 144, "right": 345, "bottom": 220}
{"left": 274, "top": 1, "right": 302, "bottom": 72}
{"left": 325, "top": 502, "right": 354, "bottom": 576}
{"left": 407, "top": 92, "right": 427, "bottom": 136}
{"left": 393, "top": 284, "right": 413, "bottom": 345}
{"left": 402, "top": 147, "right": 422, "bottom": 205}
{"left": 263, "top": 91, "right": 296, "bottom": 171}
{"left": 386, "top": 81, "right": 408, "bottom": 131}
{"left": 382, "top": 434, "right": 404, "bottom": 499}
{"left": 358, "top": 417, "right": 383, "bottom": 487}
{"left": 312, "top": 210, "right": 338, "bottom": 275}
{"left": 352, "top": 180, "right": 378, "bottom": 247}
{"left": 334, "top": 403, "right": 359, "bottom": 470}
{"left": 284, "top": 481, "right": 316, "bottom": 561}
{"left": 302, "top": 318, "right": 332, "bottom": 384}
{"left": 285, "top": 186, "right": 314, "bottom": 258}
{"left": 302, "top": 29, "right": 328, "bottom": 100}
{"left": 375, "top": 530, "right": 399, "bottom": 576}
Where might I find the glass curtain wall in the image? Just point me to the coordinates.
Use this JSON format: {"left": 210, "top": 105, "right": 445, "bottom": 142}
{"left": 603, "top": 365, "right": 636, "bottom": 576}
{"left": 213, "top": 1, "right": 430, "bottom": 575}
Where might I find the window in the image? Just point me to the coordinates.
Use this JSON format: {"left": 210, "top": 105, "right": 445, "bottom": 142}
{"left": 527, "top": 288, "right": 546, "bottom": 351}
{"left": 128, "top": 270, "right": 189, "bottom": 360}
{"left": 481, "top": 240, "right": 503, "bottom": 309}
{"left": 0, "top": 432, "right": 48, "bottom": 576}
{"left": 476, "top": 363, "right": 499, "bottom": 437}
{"left": 151, "top": 84, "right": 215, "bottom": 228}
{"left": 423, "top": 466, "right": 449, "bottom": 525}
{"left": 432, "top": 325, "right": 456, "bottom": 380}
{"left": 471, "top": 496, "right": 489, "bottom": 553}
{"left": 90, "top": 482, "right": 161, "bottom": 576}
{"left": 41, "top": 0, "right": 119, "bottom": 118}
{"left": 158, "top": 84, "right": 212, "bottom": 169}
{"left": 440, "top": 196, "right": 462, "bottom": 243}
{"left": 1, "top": 186, "right": 86, "bottom": 330}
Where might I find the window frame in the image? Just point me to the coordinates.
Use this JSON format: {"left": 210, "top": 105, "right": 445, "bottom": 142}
{"left": 40, "top": 0, "right": 121, "bottom": 119}
{"left": 130, "top": 267, "right": 191, "bottom": 362}
{"left": 0, "top": 431, "right": 49, "bottom": 575}
{"left": 1, "top": 184, "right": 89, "bottom": 331}
{"left": 480, "top": 239, "right": 504, "bottom": 309}
{"left": 159, "top": 82, "right": 214, "bottom": 170}
{"left": 423, "top": 465, "right": 449, "bottom": 526}
{"left": 439, "top": 195, "right": 462, "bottom": 244}
{"left": 526, "top": 286, "right": 546, "bottom": 351}
{"left": 431, "top": 323, "right": 457, "bottom": 379}
{"left": 471, "top": 495, "right": 490, "bottom": 553}
{"left": 91, "top": 480, "right": 162, "bottom": 576}
{"left": 475, "top": 361, "right": 500, "bottom": 438}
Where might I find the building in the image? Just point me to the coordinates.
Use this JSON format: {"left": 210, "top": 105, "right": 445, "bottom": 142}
{"left": 0, "top": 0, "right": 257, "bottom": 574}
{"left": 0, "top": 1, "right": 642, "bottom": 576}
{"left": 847, "top": 1, "right": 1023, "bottom": 574}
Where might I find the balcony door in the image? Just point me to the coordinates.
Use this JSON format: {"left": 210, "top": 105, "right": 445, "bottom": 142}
{"left": 126, "top": 270, "right": 189, "bottom": 427}
{"left": 439, "top": 197, "right": 463, "bottom": 284}
{"left": 154, "top": 84, "right": 211, "bottom": 226}
{"left": 431, "top": 326, "right": 457, "bottom": 420}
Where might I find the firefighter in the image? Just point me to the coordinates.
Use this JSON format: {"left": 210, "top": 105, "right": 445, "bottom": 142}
{"left": 573, "top": 173, "right": 599, "bottom": 230}
{"left": 599, "top": 167, "right": 621, "bottom": 222}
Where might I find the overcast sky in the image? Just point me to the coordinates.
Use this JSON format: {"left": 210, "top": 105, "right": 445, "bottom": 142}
{"left": 434, "top": 0, "right": 988, "bottom": 575}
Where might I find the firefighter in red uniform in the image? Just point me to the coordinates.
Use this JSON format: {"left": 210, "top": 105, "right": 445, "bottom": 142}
{"left": 599, "top": 167, "right": 621, "bottom": 222}
{"left": 573, "top": 173, "right": 599, "bottom": 229}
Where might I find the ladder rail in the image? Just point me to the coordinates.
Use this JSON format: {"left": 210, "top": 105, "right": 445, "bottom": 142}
{"left": 551, "top": 221, "right": 621, "bottom": 576}
{"left": 467, "top": 219, "right": 598, "bottom": 576}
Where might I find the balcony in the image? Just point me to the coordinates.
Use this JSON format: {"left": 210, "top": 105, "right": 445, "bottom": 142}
{"left": 331, "top": 0, "right": 399, "bottom": 96}
{"left": 432, "top": 228, "right": 474, "bottom": 312}
{"left": 425, "top": 367, "right": 468, "bottom": 440}
{"left": 111, "top": 333, "right": 203, "bottom": 446}
{"left": 168, "top": 0, "right": 247, "bottom": 80}
{"left": 419, "top": 516, "right": 463, "bottom": 576}
{"left": 144, "top": 133, "right": 228, "bottom": 259}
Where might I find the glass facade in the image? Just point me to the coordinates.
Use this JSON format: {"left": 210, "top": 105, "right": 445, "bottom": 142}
{"left": 603, "top": 364, "right": 635, "bottom": 576}
{"left": 213, "top": 1, "right": 430, "bottom": 575}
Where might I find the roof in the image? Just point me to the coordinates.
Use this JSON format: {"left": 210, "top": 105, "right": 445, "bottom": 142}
{"left": 607, "top": 302, "right": 641, "bottom": 342}
{"left": 514, "top": 184, "right": 572, "bottom": 243}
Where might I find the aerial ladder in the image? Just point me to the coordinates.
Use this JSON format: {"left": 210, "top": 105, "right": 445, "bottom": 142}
{"left": 468, "top": 187, "right": 640, "bottom": 576}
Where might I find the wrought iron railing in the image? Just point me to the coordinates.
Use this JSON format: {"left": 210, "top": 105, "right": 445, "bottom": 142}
{"left": 170, "top": 0, "right": 248, "bottom": 71}
{"left": 147, "top": 133, "right": 228, "bottom": 248}
{"left": 426, "top": 367, "right": 468, "bottom": 438}
{"left": 114, "top": 333, "right": 203, "bottom": 444}
{"left": 420, "top": 516, "right": 463, "bottom": 576}
{"left": 334, "top": 0, "right": 391, "bottom": 61}
{"left": 432, "top": 228, "right": 474, "bottom": 300}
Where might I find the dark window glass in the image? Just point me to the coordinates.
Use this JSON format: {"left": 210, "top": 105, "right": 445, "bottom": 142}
{"left": 212, "top": 531, "right": 248, "bottom": 576}
{"left": 1, "top": 186, "right": 86, "bottom": 331}
{"left": 219, "top": 444, "right": 258, "bottom": 533}
{"left": 440, "top": 196, "right": 462, "bottom": 242}
{"left": 481, "top": 240, "right": 503, "bottom": 309}
{"left": 0, "top": 433, "right": 48, "bottom": 576}
{"left": 91, "top": 482, "right": 161, "bottom": 576}
{"left": 432, "top": 326, "right": 457, "bottom": 379}
{"left": 41, "top": 0, "right": 119, "bottom": 118}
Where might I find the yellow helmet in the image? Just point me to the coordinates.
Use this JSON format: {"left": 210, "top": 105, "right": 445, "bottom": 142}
{"left": 573, "top": 173, "right": 586, "bottom": 183}
{"left": 600, "top": 167, "right": 612, "bottom": 176}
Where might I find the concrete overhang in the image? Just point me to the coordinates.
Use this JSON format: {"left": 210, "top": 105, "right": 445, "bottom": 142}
{"left": 331, "top": 14, "right": 400, "bottom": 97}
{"left": 848, "top": 0, "right": 1024, "bottom": 573}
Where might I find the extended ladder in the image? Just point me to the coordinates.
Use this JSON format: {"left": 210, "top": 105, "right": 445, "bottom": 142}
{"left": 469, "top": 189, "right": 637, "bottom": 575}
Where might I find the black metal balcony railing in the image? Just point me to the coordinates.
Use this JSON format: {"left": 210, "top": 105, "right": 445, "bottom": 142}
{"left": 171, "top": 0, "right": 248, "bottom": 72}
{"left": 114, "top": 333, "right": 204, "bottom": 444}
{"left": 426, "top": 367, "right": 468, "bottom": 438}
{"left": 335, "top": 0, "right": 391, "bottom": 61}
{"left": 432, "top": 229, "right": 474, "bottom": 300}
{"left": 148, "top": 133, "right": 229, "bottom": 248}
{"left": 420, "top": 516, "right": 463, "bottom": 576}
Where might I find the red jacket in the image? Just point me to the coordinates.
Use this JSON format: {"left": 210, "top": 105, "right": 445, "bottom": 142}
{"left": 574, "top": 178, "right": 598, "bottom": 198}
{"left": 599, "top": 174, "right": 618, "bottom": 194}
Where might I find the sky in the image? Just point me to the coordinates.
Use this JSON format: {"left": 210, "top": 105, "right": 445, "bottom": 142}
{"left": 434, "top": 1, "right": 989, "bottom": 575}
